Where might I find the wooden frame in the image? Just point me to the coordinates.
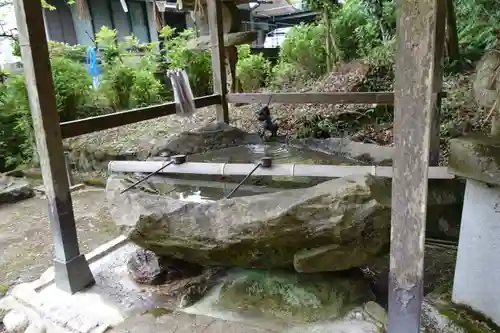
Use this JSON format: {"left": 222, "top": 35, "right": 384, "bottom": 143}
{"left": 227, "top": 92, "right": 395, "bottom": 105}
{"left": 15, "top": 4, "right": 449, "bottom": 330}
{"left": 228, "top": 92, "right": 446, "bottom": 105}
{"left": 14, "top": 0, "right": 95, "bottom": 294}
{"left": 60, "top": 92, "right": 447, "bottom": 139}
{"left": 60, "top": 94, "right": 220, "bottom": 138}
{"left": 388, "top": 0, "right": 445, "bottom": 332}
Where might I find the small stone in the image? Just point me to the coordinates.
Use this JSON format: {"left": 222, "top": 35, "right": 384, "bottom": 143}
{"left": 127, "top": 249, "right": 203, "bottom": 285}
{"left": 3, "top": 310, "right": 29, "bottom": 333}
{"left": 364, "top": 301, "right": 388, "bottom": 325}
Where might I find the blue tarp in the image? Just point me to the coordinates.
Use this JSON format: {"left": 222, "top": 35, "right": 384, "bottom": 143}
{"left": 87, "top": 46, "right": 101, "bottom": 88}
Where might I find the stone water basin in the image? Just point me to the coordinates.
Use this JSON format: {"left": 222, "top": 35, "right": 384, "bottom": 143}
{"left": 105, "top": 142, "right": 465, "bottom": 332}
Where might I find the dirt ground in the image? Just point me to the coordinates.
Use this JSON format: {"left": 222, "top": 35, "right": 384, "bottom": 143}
{"left": 0, "top": 187, "right": 120, "bottom": 289}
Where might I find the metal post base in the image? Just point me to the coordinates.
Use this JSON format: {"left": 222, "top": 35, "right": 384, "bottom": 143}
{"left": 53, "top": 255, "right": 95, "bottom": 294}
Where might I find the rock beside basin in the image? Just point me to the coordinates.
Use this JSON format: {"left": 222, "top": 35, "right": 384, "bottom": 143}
{"left": 181, "top": 268, "right": 386, "bottom": 332}
{"left": 107, "top": 173, "right": 393, "bottom": 272}
{"left": 0, "top": 176, "right": 35, "bottom": 205}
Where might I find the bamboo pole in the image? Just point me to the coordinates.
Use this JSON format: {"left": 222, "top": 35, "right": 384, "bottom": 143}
{"left": 107, "top": 161, "right": 454, "bottom": 180}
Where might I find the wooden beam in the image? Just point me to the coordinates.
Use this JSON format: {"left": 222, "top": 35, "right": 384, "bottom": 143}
{"left": 228, "top": 92, "right": 396, "bottom": 105}
{"left": 14, "top": 0, "right": 94, "bottom": 293}
{"left": 445, "top": 0, "right": 460, "bottom": 61}
{"left": 228, "top": 92, "right": 447, "bottom": 105}
{"left": 388, "top": 0, "right": 440, "bottom": 331}
{"left": 60, "top": 94, "right": 220, "bottom": 139}
{"left": 429, "top": 0, "right": 447, "bottom": 166}
{"left": 207, "top": 0, "right": 229, "bottom": 123}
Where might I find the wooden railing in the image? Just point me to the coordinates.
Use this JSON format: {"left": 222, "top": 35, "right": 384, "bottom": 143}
{"left": 60, "top": 91, "right": 442, "bottom": 139}
{"left": 60, "top": 94, "right": 221, "bottom": 139}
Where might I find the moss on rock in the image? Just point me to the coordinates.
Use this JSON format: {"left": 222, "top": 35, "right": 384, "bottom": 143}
{"left": 448, "top": 134, "right": 500, "bottom": 186}
{"left": 421, "top": 282, "right": 499, "bottom": 333}
{"left": 214, "top": 269, "right": 375, "bottom": 324}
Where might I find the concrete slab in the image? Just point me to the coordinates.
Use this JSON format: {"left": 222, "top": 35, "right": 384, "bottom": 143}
{"left": 1, "top": 239, "right": 176, "bottom": 333}
{"left": 452, "top": 179, "right": 500, "bottom": 326}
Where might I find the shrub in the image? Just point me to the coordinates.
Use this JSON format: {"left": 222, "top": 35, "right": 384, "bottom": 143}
{"left": 99, "top": 64, "right": 136, "bottom": 110}
{"left": 0, "top": 57, "right": 94, "bottom": 170}
{"left": 364, "top": 36, "right": 395, "bottom": 69}
{"left": 455, "top": 0, "right": 500, "bottom": 59}
{"left": 96, "top": 27, "right": 164, "bottom": 109}
{"left": 279, "top": 23, "right": 328, "bottom": 78}
{"left": 48, "top": 41, "right": 87, "bottom": 61}
{"left": 131, "top": 70, "right": 163, "bottom": 106}
{"left": 268, "top": 61, "right": 307, "bottom": 90}
{"left": 236, "top": 45, "right": 272, "bottom": 92}
{"left": 50, "top": 56, "right": 92, "bottom": 121}
{"left": 161, "top": 26, "right": 212, "bottom": 97}
{"left": 0, "top": 76, "right": 32, "bottom": 171}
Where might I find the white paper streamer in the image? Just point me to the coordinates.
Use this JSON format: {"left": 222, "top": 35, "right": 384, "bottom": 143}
{"left": 167, "top": 69, "right": 196, "bottom": 117}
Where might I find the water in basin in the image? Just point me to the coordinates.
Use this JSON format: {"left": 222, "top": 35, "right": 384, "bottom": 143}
{"left": 136, "top": 143, "right": 354, "bottom": 201}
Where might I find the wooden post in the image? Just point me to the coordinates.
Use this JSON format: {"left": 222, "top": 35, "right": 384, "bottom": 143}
{"left": 388, "top": 0, "right": 443, "bottom": 331}
{"left": 14, "top": 0, "right": 95, "bottom": 293}
{"left": 207, "top": 0, "right": 229, "bottom": 123}
{"left": 445, "top": 0, "right": 460, "bottom": 61}
{"left": 429, "top": 0, "right": 447, "bottom": 166}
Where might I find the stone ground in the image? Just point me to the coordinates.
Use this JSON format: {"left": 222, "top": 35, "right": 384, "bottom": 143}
{"left": 0, "top": 188, "right": 120, "bottom": 288}
{"left": 109, "top": 311, "right": 277, "bottom": 333}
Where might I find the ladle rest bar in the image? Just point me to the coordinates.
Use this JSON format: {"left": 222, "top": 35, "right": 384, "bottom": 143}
{"left": 108, "top": 161, "right": 454, "bottom": 179}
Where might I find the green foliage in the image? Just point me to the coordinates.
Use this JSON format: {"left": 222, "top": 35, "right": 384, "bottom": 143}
{"left": 48, "top": 41, "right": 87, "bottom": 61}
{"left": 96, "top": 26, "right": 164, "bottom": 109}
{"left": 11, "top": 39, "right": 20, "bottom": 57}
{"left": 50, "top": 57, "right": 92, "bottom": 121}
{"left": 236, "top": 45, "right": 272, "bottom": 92}
{"left": 455, "top": 0, "right": 500, "bottom": 59}
{"left": 131, "top": 70, "right": 163, "bottom": 106}
{"left": 41, "top": 0, "right": 75, "bottom": 10}
{"left": 331, "top": 0, "right": 394, "bottom": 61}
{"left": 0, "top": 76, "right": 32, "bottom": 171}
{"left": 0, "top": 56, "right": 94, "bottom": 170}
{"left": 161, "top": 26, "right": 212, "bottom": 96}
{"left": 364, "top": 36, "right": 396, "bottom": 69}
{"left": 279, "top": 23, "right": 328, "bottom": 78}
{"left": 268, "top": 62, "right": 307, "bottom": 90}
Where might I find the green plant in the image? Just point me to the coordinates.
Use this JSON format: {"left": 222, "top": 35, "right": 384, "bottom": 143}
{"left": 455, "top": 0, "right": 500, "bottom": 60}
{"left": 131, "top": 70, "right": 163, "bottom": 106}
{"left": 364, "top": 36, "right": 395, "bottom": 68}
{"left": 48, "top": 41, "right": 87, "bottom": 61}
{"left": 100, "top": 64, "right": 136, "bottom": 109}
{"left": 96, "top": 26, "right": 164, "bottom": 109}
{"left": 236, "top": 45, "right": 271, "bottom": 92}
{"left": 50, "top": 56, "right": 92, "bottom": 121}
{"left": 0, "top": 76, "right": 32, "bottom": 171}
{"left": 268, "top": 61, "right": 307, "bottom": 90}
{"left": 279, "top": 23, "right": 328, "bottom": 78}
{"left": 161, "top": 26, "right": 212, "bottom": 96}
{"left": 96, "top": 26, "right": 122, "bottom": 64}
